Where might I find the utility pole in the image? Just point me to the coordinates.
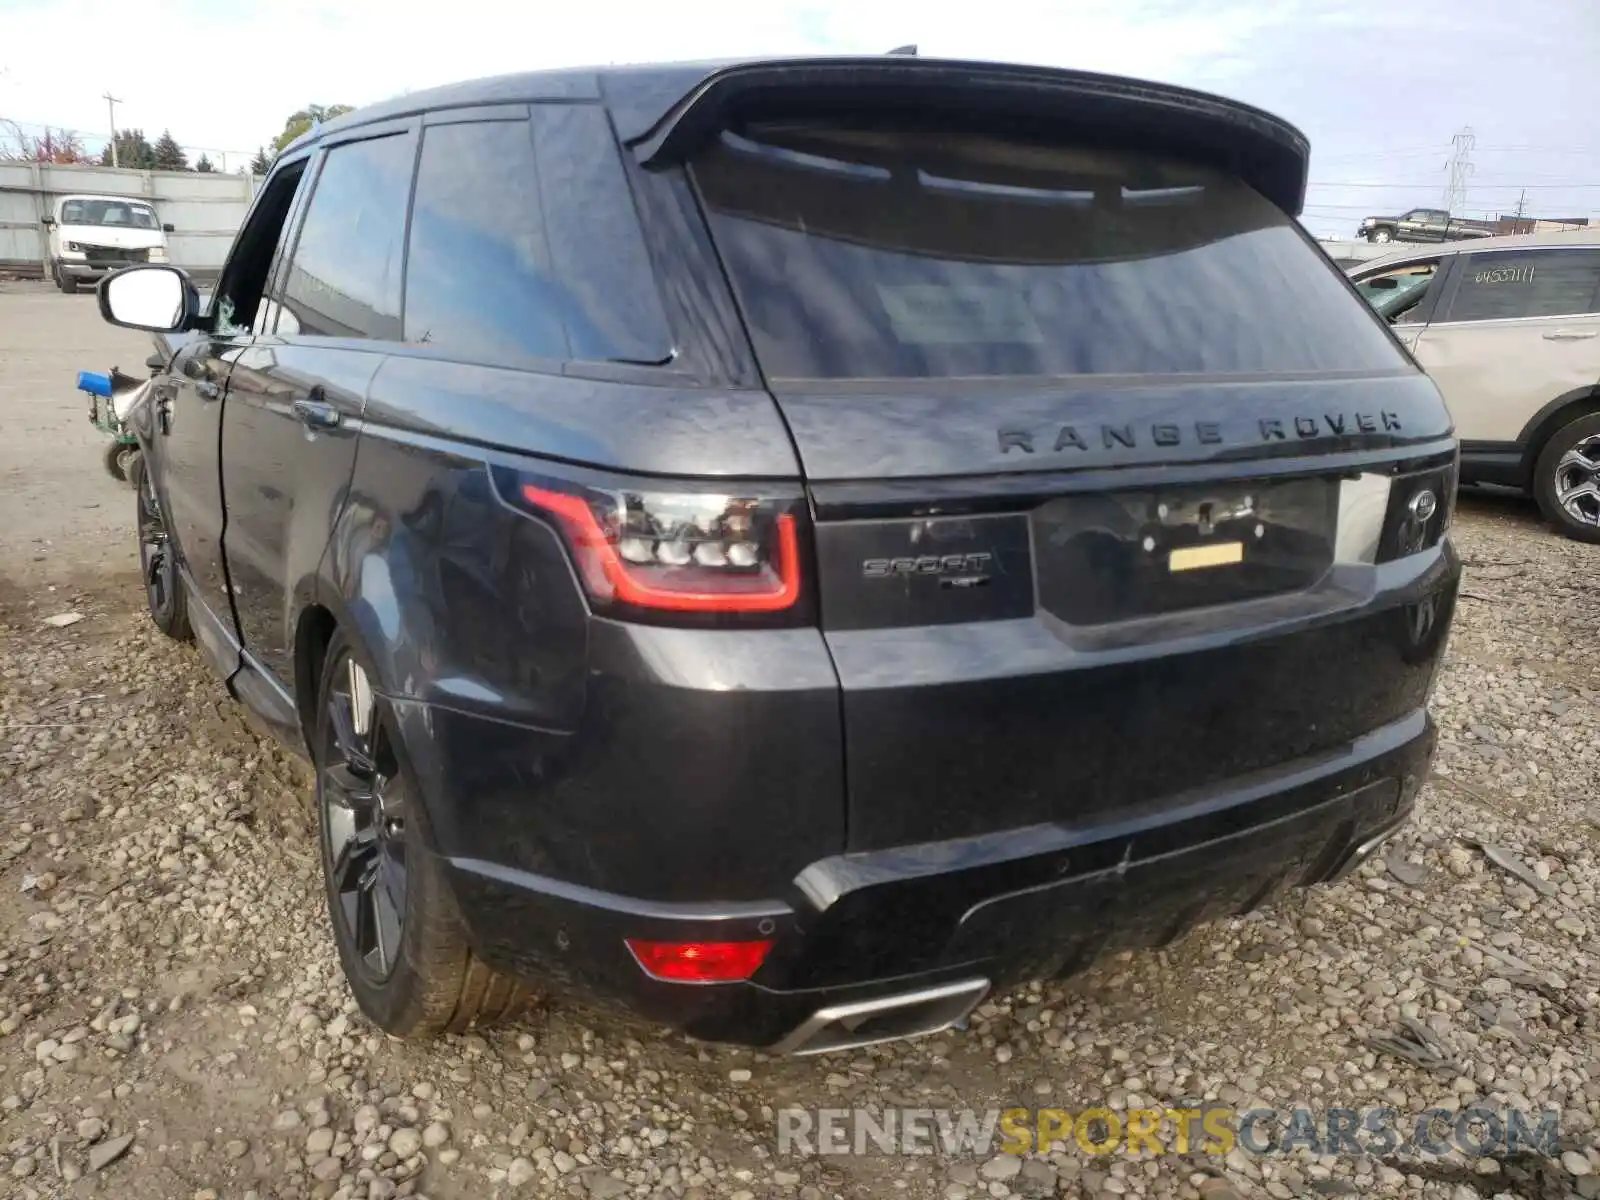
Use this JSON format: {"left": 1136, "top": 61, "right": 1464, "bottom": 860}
{"left": 103, "top": 91, "right": 122, "bottom": 167}
{"left": 1514, "top": 189, "right": 1528, "bottom": 219}
{"left": 1443, "top": 126, "right": 1475, "bottom": 215}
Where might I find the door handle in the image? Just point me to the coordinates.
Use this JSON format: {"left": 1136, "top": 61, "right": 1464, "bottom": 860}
{"left": 1543, "top": 330, "right": 1599, "bottom": 341}
{"left": 195, "top": 381, "right": 220, "bottom": 401}
{"left": 293, "top": 398, "right": 341, "bottom": 430}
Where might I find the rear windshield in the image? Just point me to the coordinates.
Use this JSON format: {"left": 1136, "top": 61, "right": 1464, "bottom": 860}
{"left": 691, "top": 124, "right": 1407, "bottom": 380}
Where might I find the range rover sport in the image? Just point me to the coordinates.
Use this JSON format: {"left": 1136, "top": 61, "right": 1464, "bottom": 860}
{"left": 98, "top": 55, "right": 1460, "bottom": 1054}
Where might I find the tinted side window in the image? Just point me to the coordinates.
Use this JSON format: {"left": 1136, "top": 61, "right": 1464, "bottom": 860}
{"left": 1443, "top": 249, "right": 1600, "bottom": 323}
{"left": 403, "top": 119, "right": 567, "bottom": 361}
{"left": 279, "top": 133, "right": 415, "bottom": 340}
{"left": 402, "top": 109, "right": 670, "bottom": 366}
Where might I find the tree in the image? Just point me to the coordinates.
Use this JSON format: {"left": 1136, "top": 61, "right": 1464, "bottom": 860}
{"left": 195, "top": 152, "right": 214, "bottom": 173}
{"left": 249, "top": 146, "right": 273, "bottom": 175}
{"left": 24, "top": 128, "right": 91, "bottom": 164}
{"left": 270, "top": 104, "right": 354, "bottom": 154}
{"left": 153, "top": 129, "right": 188, "bottom": 172}
{"left": 98, "top": 128, "right": 156, "bottom": 170}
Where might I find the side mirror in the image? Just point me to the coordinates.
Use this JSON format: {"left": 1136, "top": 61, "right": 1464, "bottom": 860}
{"left": 162, "top": 223, "right": 175, "bottom": 233}
{"left": 97, "top": 265, "right": 198, "bottom": 334}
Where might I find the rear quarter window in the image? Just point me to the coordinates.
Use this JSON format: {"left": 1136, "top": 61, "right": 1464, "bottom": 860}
{"left": 692, "top": 125, "right": 1408, "bottom": 380}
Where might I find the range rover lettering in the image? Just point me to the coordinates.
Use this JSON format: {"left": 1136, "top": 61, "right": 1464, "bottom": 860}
{"left": 98, "top": 54, "right": 1460, "bottom": 1054}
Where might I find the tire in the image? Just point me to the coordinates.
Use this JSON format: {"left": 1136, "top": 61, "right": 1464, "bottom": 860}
{"left": 314, "top": 629, "right": 529, "bottom": 1037}
{"left": 1368, "top": 227, "right": 1394, "bottom": 244}
{"left": 103, "top": 440, "right": 129, "bottom": 482}
{"left": 115, "top": 444, "right": 141, "bottom": 487}
{"left": 131, "top": 454, "right": 192, "bottom": 641}
{"left": 1533, "top": 412, "right": 1600, "bottom": 543}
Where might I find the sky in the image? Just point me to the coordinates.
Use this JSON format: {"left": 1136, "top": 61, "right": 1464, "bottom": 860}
{"left": 0, "top": 0, "right": 1596, "bottom": 238}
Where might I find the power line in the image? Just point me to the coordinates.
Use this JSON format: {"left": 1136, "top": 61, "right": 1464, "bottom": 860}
{"left": 1318, "top": 145, "right": 1600, "bottom": 161}
{"left": 0, "top": 115, "right": 255, "bottom": 162}
{"left": 1310, "top": 181, "right": 1600, "bottom": 189}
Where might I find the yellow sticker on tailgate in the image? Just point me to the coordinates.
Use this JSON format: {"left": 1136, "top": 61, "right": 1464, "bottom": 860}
{"left": 1168, "top": 541, "right": 1244, "bottom": 572}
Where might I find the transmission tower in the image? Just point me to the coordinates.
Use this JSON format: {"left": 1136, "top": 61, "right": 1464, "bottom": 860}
{"left": 1443, "top": 126, "right": 1475, "bottom": 215}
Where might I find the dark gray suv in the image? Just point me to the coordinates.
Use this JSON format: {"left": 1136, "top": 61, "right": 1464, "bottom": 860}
{"left": 97, "top": 54, "right": 1460, "bottom": 1054}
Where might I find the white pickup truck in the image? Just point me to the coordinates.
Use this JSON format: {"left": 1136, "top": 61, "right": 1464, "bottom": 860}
{"left": 44, "top": 194, "right": 173, "bottom": 293}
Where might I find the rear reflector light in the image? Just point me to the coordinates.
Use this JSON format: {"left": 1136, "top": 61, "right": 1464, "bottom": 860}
{"left": 626, "top": 939, "right": 773, "bottom": 983}
{"left": 516, "top": 480, "right": 804, "bottom": 615}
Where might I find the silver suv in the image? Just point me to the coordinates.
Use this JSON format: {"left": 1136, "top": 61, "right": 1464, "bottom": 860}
{"left": 1351, "top": 232, "right": 1600, "bottom": 541}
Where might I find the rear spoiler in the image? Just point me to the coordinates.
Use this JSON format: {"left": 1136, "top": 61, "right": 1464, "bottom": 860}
{"left": 613, "top": 57, "right": 1310, "bottom": 216}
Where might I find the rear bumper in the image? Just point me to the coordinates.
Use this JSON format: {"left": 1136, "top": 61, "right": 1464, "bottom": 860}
{"left": 442, "top": 707, "right": 1434, "bottom": 1050}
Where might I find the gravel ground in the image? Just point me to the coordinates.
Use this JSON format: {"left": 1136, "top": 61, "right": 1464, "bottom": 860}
{"left": 3, "top": 282, "right": 1600, "bottom": 1200}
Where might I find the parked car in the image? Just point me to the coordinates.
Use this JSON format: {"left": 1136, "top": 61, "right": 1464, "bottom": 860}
{"left": 1349, "top": 232, "right": 1600, "bottom": 541}
{"left": 44, "top": 194, "right": 174, "bottom": 293}
{"left": 95, "top": 55, "right": 1460, "bottom": 1053}
{"left": 1359, "top": 208, "right": 1494, "bottom": 245}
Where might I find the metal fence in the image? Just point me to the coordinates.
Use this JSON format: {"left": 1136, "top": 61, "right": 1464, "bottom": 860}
{"left": 0, "top": 161, "right": 260, "bottom": 282}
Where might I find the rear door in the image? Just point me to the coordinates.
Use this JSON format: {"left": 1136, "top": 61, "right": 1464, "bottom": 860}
{"left": 690, "top": 122, "right": 1454, "bottom": 851}
{"left": 1410, "top": 245, "right": 1600, "bottom": 442}
{"left": 221, "top": 125, "right": 416, "bottom": 690}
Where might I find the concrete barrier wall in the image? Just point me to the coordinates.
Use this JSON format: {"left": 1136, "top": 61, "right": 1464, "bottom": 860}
{"left": 0, "top": 162, "right": 261, "bottom": 282}
{"left": 1317, "top": 239, "right": 1400, "bottom": 268}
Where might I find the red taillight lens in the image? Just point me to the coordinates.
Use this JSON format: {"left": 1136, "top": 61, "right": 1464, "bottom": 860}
{"left": 517, "top": 479, "right": 804, "bottom": 615}
{"left": 626, "top": 938, "right": 773, "bottom": 983}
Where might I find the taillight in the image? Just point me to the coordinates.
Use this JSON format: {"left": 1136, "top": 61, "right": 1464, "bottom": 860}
{"left": 1377, "top": 461, "right": 1456, "bottom": 562}
{"left": 497, "top": 467, "right": 810, "bottom": 623}
{"left": 626, "top": 938, "right": 773, "bottom": 983}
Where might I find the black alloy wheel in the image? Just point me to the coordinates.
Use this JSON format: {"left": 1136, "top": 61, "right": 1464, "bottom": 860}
{"left": 312, "top": 631, "right": 529, "bottom": 1036}
{"left": 320, "top": 653, "right": 409, "bottom": 983}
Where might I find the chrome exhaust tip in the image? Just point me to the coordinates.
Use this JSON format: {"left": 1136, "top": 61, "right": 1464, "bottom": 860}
{"left": 773, "top": 978, "right": 990, "bottom": 1056}
{"left": 1330, "top": 820, "right": 1407, "bottom": 881}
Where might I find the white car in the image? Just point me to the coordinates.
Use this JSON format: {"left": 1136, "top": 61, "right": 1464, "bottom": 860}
{"left": 44, "top": 194, "right": 172, "bottom": 294}
{"left": 1349, "top": 231, "right": 1600, "bottom": 541}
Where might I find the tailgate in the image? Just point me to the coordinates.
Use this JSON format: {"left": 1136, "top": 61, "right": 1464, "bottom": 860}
{"left": 688, "top": 113, "right": 1457, "bottom": 851}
